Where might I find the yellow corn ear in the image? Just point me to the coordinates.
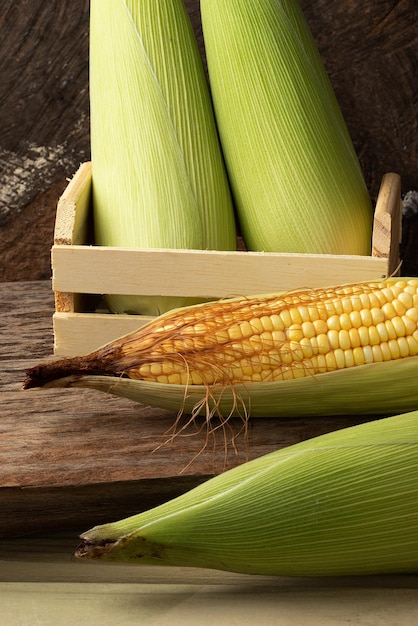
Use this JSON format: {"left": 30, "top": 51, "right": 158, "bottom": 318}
{"left": 23, "top": 278, "right": 418, "bottom": 420}
{"left": 76, "top": 410, "right": 418, "bottom": 576}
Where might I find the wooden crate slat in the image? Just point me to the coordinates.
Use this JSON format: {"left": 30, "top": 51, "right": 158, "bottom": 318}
{"left": 53, "top": 311, "right": 152, "bottom": 355}
{"left": 52, "top": 245, "right": 390, "bottom": 298}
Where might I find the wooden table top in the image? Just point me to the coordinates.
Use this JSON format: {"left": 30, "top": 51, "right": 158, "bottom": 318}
{"left": 0, "top": 281, "right": 386, "bottom": 537}
{"left": 1, "top": 279, "right": 384, "bottom": 539}
{"left": 2, "top": 279, "right": 418, "bottom": 618}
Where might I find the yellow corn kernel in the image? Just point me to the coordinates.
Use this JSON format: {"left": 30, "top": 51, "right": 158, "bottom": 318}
{"left": 279, "top": 309, "right": 292, "bottom": 327}
{"left": 325, "top": 351, "right": 337, "bottom": 370}
{"left": 370, "top": 307, "right": 385, "bottom": 325}
{"left": 341, "top": 298, "right": 354, "bottom": 313}
{"left": 334, "top": 348, "right": 346, "bottom": 369}
{"left": 380, "top": 342, "right": 393, "bottom": 361}
{"left": 407, "top": 335, "right": 418, "bottom": 355}
{"left": 405, "top": 308, "right": 418, "bottom": 324}
{"left": 327, "top": 329, "right": 340, "bottom": 350}
{"left": 302, "top": 321, "right": 316, "bottom": 339}
{"left": 376, "top": 322, "right": 389, "bottom": 342}
{"left": 272, "top": 329, "right": 286, "bottom": 344}
{"left": 313, "top": 319, "right": 328, "bottom": 335}
{"left": 228, "top": 325, "right": 243, "bottom": 341}
{"left": 393, "top": 299, "right": 407, "bottom": 316}
{"left": 358, "top": 326, "right": 371, "bottom": 346}
{"left": 339, "top": 313, "right": 352, "bottom": 331}
{"left": 385, "top": 320, "right": 398, "bottom": 340}
{"left": 249, "top": 317, "right": 264, "bottom": 334}
{"left": 363, "top": 345, "right": 374, "bottom": 364}
{"left": 260, "top": 315, "right": 274, "bottom": 331}
{"left": 397, "top": 337, "right": 410, "bottom": 358}
{"left": 392, "top": 316, "right": 406, "bottom": 337}
{"left": 327, "top": 315, "right": 341, "bottom": 331}
{"left": 371, "top": 345, "right": 384, "bottom": 363}
{"left": 300, "top": 337, "right": 314, "bottom": 359}
{"left": 348, "top": 327, "right": 361, "bottom": 348}
{"left": 382, "top": 302, "right": 397, "bottom": 319}
{"left": 339, "top": 329, "right": 351, "bottom": 351}
{"left": 343, "top": 348, "right": 355, "bottom": 368}
{"left": 289, "top": 308, "right": 303, "bottom": 325}
{"left": 388, "top": 339, "right": 401, "bottom": 360}
{"left": 381, "top": 287, "right": 395, "bottom": 302}
{"left": 353, "top": 346, "right": 365, "bottom": 366}
{"left": 368, "top": 326, "right": 381, "bottom": 346}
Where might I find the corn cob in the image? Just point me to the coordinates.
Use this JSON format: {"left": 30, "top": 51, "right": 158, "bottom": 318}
{"left": 24, "top": 278, "right": 418, "bottom": 419}
{"left": 76, "top": 410, "right": 418, "bottom": 576}
{"left": 90, "top": 0, "right": 236, "bottom": 315}
{"left": 200, "top": 0, "right": 372, "bottom": 254}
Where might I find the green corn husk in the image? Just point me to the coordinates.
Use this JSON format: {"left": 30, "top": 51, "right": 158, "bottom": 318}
{"left": 25, "top": 355, "right": 418, "bottom": 420}
{"left": 76, "top": 411, "right": 418, "bottom": 576}
{"left": 200, "top": 0, "right": 372, "bottom": 254}
{"left": 90, "top": 0, "right": 236, "bottom": 315}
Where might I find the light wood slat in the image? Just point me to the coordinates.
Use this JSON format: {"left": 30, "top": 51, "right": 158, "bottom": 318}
{"left": 52, "top": 245, "right": 390, "bottom": 298}
{"left": 53, "top": 311, "right": 152, "bottom": 355}
{"left": 372, "top": 172, "right": 402, "bottom": 275}
{"left": 2, "top": 580, "right": 418, "bottom": 625}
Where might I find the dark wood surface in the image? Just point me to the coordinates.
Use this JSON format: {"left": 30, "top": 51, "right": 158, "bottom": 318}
{"left": 0, "top": 279, "right": 380, "bottom": 539}
{"left": 1, "top": 0, "right": 417, "bottom": 282}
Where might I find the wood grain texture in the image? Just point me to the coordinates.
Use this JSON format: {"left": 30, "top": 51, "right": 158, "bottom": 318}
{"left": 1, "top": 280, "right": 378, "bottom": 538}
{"left": 0, "top": 0, "right": 90, "bottom": 281}
{"left": 299, "top": 0, "right": 418, "bottom": 195}
{"left": 0, "top": 0, "right": 417, "bottom": 282}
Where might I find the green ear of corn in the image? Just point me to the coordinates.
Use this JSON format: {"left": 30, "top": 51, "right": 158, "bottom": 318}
{"left": 200, "top": 0, "right": 372, "bottom": 254}
{"left": 33, "top": 355, "right": 418, "bottom": 420}
{"left": 90, "top": 0, "right": 236, "bottom": 315}
{"left": 76, "top": 411, "right": 418, "bottom": 576}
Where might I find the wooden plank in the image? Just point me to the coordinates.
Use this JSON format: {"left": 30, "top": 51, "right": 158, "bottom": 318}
{"left": 54, "top": 162, "right": 92, "bottom": 246}
{"left": 52, "top": 245, "right": 390, "bottom": 298}
{"left": 0, "top": 280, "right": 377, "bottom": 538}
{"left": 53, "top": 311, "right": 152, "bottom": 355}
{"left": 2, "top": 580, "right": 418, "bottom": 624}
{"left": 53, "top": 162, "right": 93, "bottom": 314}
{"left": 372, "top": 172, "right": 402, "bottom": 276}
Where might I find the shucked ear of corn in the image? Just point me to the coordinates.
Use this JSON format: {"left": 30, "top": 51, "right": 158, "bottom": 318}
{"left": 90, "top": 0, "right": 236, "bottom": 316}
{"left": 200, "top": 0, "right": 372, "bottom": 254}
{"left": 75, "top": 410, "right": 418, "bottom": 576}
{"left": 24, "top": 278, "right": 418, "bottom": 419}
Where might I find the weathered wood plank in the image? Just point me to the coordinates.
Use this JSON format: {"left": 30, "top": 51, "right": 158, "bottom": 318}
{"left": 0, "top": 280, "right": 376, "bottom": 538}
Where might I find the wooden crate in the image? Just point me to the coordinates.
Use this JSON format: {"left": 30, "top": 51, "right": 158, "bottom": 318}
{"left": 52, "top": 162, "right": 401, "bottom": 356}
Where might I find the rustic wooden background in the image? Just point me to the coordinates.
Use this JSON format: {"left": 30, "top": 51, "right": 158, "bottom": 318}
{"left": 1, "top": 0, "right": 417, "bottom": 282}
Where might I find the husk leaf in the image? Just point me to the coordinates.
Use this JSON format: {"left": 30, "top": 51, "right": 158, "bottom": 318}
{"left": 76, "top": 410, "right": 418, "bottom": 576}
